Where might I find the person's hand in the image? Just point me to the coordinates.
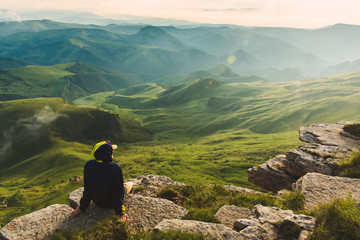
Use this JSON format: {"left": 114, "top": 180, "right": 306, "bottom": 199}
{"left": 70, "top": 206, "right": 81, "bottom": 219}
{"left": 120, "top": 213, "right": 129, "bottom": 222}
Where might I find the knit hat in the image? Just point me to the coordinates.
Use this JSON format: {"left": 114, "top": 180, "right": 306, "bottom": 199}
{"left": 91, "top": 141, "right": 117, "bottom": 163}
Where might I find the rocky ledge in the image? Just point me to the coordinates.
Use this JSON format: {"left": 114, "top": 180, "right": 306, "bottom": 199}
{"left": 248, "top": 121, "right": 360, "bottom": 192}
{"left": 0, "top": 174, "right": 314, "bottom": 240}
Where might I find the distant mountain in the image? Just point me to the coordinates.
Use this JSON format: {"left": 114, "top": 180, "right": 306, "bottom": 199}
{"left": 128, "top": 26, "right": 187, "bottom": 49}
{"left": 0, "top": 27, "right": 220, "bottom": 75}
{"left": 0, "top": 56, "right": 32, "bottom": 69}
{"left": 0, "top": 19, "right": 89, "bottom": 38}
{"left": 318, "top": 59, "right": 360, "bottom": 77}
{"left": 225, "top": 49, "right": 263, "bottom": 75}
{"left": 0, "top": 62, "right": 142, "bottom": 101}
{"left": 249, "top": 24, "right": 360, "bottom": 63}
{"left": 162, "top": 26, "right": 325, "bottom": 74}
{"left": 2, "top": 20, "right": 360, "bottom": 81}
{"left": 260, "top": 67, "right": 307, "bottom": 82}
{"left": 155, "top": 64, "right": 264, "bottom": 86}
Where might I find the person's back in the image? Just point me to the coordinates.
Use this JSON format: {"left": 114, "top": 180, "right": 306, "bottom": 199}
{"left": 70, "top": 141, "right": 129, "bottom": 222}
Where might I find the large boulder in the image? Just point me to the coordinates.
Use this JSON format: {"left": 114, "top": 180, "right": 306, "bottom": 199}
{"left": 294, "top": 172, "right": 360, "bottom": 209}
{"left": 154, "top": 219, "right": 244, "bottom": 240}
{"left": 68, "top": 187, "right": 188, "bottom": 231}
{"left": 299, "top": 121, "right": 360, "bottom": 149}
{"left": 235, "top": 204, "right": 315, "bottom": 240}
{"left": 248, "top": 122, "right": 360, "bottom": 191}
{"left": 248, "top": 155, "right": 298, "bottom": 192}
{"left": 0, "top": 204, "right": 73, "bottom": 240}
{"left": 215, "top": 205, "right": 251, "bottom": 229}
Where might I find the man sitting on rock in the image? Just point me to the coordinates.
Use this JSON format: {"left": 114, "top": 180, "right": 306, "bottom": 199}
{"left": 70, "top": 141, "right": 132, "bottom": 222}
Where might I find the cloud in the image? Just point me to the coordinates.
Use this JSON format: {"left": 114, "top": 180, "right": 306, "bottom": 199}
{"left": 0, "top": 9, "right": 22, "bottom": 22}
{"left": 0, "top": 106, "right": 65, "bottom": 160}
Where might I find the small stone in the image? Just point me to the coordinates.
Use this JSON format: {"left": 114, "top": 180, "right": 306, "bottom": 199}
{"left": 215, "top": 205, "right": 251, "bottom": 229}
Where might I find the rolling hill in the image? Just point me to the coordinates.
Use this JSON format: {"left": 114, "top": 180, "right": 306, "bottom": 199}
{"left": 0, "top": 97, "right": 151, "bottom": 225}
{"left": 0, "top": 62, "right": 142, "bottom": 101}
{"left": 73, "top": 71, "right": 360, "bottom": 137}
{"left": 154, "top": 64, "right": 263, "bottom": 86}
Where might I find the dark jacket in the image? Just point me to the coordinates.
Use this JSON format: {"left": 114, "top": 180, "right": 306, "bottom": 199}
{"left": 79, "top": 159, "right": 125, "bottom": 215}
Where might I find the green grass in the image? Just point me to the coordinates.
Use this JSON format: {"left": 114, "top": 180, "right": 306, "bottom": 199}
{"left": 51, "top": 215, "right": 209, "bottom": 240}
{"left": 308, "top": 197, "right": 360, "bottom": 240}
{"left": 157, "top": 184, "right": 276, "bottom": 223}
{"left": 0, "top": 98, "right": 150, "bottom": 226}
{"left": 340, "top": 151, "right": 360, "bottom": 178}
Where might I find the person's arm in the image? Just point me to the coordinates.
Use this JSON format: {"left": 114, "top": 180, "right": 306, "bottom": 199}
{"left": 112, "top": 166, "right": 126, "bottom": 215}
{"left": 79, "top": 163, "right": 92, "bottom": 212}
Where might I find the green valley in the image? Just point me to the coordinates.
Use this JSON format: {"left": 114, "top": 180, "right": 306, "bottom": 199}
{"left": 1, "top": 20, "right": 360, "bottom": 234}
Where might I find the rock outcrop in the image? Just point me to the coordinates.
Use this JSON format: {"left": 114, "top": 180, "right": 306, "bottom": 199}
{"left": 0, "top": 204, "right": 73, "bottom": 240}
{"left": 155, "top": 204, "right": 315, "bottom": 240}
{"left": 68, "top": 187, "right": 188, "bottom": 231}
{"left": 248, "top": 121, "right": 360, "bottom": 191}
{"left": 154, "top": 219, "right": 244, "bottom": 240}
{"left": 294, "top": 172, "right": 360, "bottom": 209}
{"left": 235, "top": 204, "right": 315, "bottom": 240}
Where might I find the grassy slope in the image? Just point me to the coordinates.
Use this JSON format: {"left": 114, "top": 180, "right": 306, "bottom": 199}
{"left": 2, "top": 71, "right": 360, "bottom": 227}
{"left": 0, "top": 62, "right": 142, "bottom": 101}
{"left": 72, "top": 72, "right": 360, "bottom": 187}
{"left": 0, "top": 98, "right": 151, "bottom": 226}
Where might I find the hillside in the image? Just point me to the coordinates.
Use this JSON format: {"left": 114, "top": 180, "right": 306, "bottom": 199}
{"left": 74, "top": 71, "right": 360, "bottom": 137}
{"left": 0, "top": 98, "right": 151, "bottom": 225}
{"left": 0, "top": 62, "right": 142, "bottom": 101}
{"left": 0, "top": 56, "right": 32, "bottom": 69}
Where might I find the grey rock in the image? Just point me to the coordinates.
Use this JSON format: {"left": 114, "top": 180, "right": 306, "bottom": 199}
{"left": 248, "top": 155, "right": 298, "bottom": 192}
{"left": 237, "top": 205, "right": 315, "bottom": 240}
{"left": 299, "top": 122, "right": 360, "bottom": 150}
{"left": 68, "top": 188, "right": 188, "bottom": 231}
{"left": 215, "top": 205, "right": 251, "bottom": 229}
{"left": 126, "top": 175, "right": 185, "bottom": 197}
{"left": 284, "top": 149, "right": 340, "bottom": 177}
{"left": 294, "top": 172, "right": 360, "bottom": 209}
{"left": 248, "top": 121, "right": 360, "bottom": 192}
{"left": 222, "top": 185, "right": 265, "bottom": 196}
{"left": 125, "top": 194, "right": 188, "bottom": 231}
{"left": 154, "top": 219, "right": 244, "bottom": 240}
{"left": 0, "top": 204, "right": 73, "bottom": 240}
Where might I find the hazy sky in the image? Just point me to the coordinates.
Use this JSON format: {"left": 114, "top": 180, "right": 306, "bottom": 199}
{"left": 1, "top": 0, "right": 360, "bottom": 28}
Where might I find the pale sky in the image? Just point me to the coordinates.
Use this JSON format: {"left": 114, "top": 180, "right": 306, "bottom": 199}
{"left": 1, "top": 0, "right": 360, "bottom": 28}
